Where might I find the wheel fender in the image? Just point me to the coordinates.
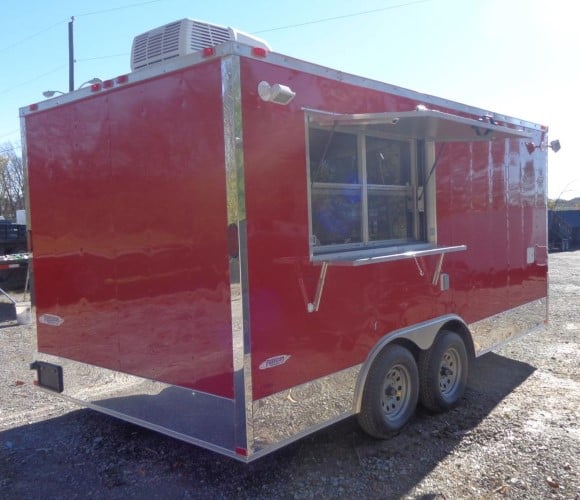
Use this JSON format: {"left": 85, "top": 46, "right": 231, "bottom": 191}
{"left": 353, "top": 314, "right": 469, "bottom": 413}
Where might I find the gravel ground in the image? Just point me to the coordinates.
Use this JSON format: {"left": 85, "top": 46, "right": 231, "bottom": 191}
{"left": 1, "top": 251, "right": 578, "bottom": 499}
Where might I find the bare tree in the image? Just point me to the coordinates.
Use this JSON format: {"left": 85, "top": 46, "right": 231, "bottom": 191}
{"left": 0, "top": 142, "right": 25, "bottom": 221}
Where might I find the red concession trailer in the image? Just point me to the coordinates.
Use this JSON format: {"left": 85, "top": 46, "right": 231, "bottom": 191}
{"left": 22, "top": 19, "right": 550, "bottom": 461}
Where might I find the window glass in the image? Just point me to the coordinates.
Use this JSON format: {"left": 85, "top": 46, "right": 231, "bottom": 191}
{"left": 309, "top": 129, "right": 359, "bottom": 184}
{"left": 311, "top": 188, "right": 362, "bottom": 246}
{"left": 366, "top": 136, "right": 411, "bottom": 186}
{"left": 308, "top": 121, "right": 421, "bottom": 253}
{"left": 368, "top": 190, "right": 413, "bottom": 241}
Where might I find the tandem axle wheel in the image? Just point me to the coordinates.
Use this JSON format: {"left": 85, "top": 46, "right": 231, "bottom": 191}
{"left": 357, "top": 330, "right": 469, "bottom": 439}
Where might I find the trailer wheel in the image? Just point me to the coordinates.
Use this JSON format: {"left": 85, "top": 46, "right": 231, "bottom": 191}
{"left": 419, "top": 330, "right": 468, "bottom": 412}
{"left": 357, "top": 344, "right": 419, "bottom": 439}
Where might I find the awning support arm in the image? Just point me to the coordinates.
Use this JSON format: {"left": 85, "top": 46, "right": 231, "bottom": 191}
{"left": 432, "top": 253, "right": 445, "bottom": 285}
{"left": 307, "top": 261, "right": 328, "bottom": 313}
{"left": 418, "top": 142, "right": 446, "bottom": 202}
{"left": 413, "top": 256, "right": 425, "bottom": 277}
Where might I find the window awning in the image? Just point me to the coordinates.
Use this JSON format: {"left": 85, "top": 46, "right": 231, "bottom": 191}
{"left": 307, "top": 109, "right": 533, "bottom": 142}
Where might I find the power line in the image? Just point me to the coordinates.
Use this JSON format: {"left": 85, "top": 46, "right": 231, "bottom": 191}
{"left": 0, "top": 128, "right": 20, "bottom": 145}
{"left": 252, "top": 0, "right": 432, "bottom": 34}
{"left": 0, "top": 1, "right": 433, "bottom": 100}
{"left": 0, "top": 145, "right": 22, "bottom": 156}
{"left": 0, "top": 19, "right": 68, "bottom": 55}
{"left": 0, "top": 2, "right": 159, "bottom": 92}
{"left": 0, "top": 129, "right": 20, "bottom": 140}
{"left": 0, "top": 0, "right": 166, "bottom": 54}
{"left": 76, "top": 0, "right": 165, "bottom": 17}
{"left": 66, "top": 2, "right": 435, "bottom": 68}
{"left": 0, "top": 65, "right": 67, "bottom": 96}
{"left": 77, "top": 53, "right": 129, "bottom": 62}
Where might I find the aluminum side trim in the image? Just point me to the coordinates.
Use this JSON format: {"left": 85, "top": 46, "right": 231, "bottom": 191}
{"left": 222, "top": 55, "right": 254, "bottom": 454}
{"left": 252, "top": 364, "right": 360, "bottom": 453}
{"left": 470, "top": 298, "right": 547, "bottom": 355}
{"left": 31, "top": 353, "right": 238, "bottom": 455}
{"left": 250, "top": 314, "right": 466, "bottom": 454}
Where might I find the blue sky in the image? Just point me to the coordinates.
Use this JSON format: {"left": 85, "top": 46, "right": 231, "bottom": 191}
{"left": 1, "top": 0, "right": 578, "bottom": 199}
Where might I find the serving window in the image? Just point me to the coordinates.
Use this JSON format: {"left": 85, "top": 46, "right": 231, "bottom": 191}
{"left": 308, "top": 124, "right": 424, "bottom": 254}
{"left": 305, "top": 107, "right": 531, "bottom": 262}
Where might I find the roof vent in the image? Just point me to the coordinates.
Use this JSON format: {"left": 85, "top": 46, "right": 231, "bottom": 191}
{"left": 131, "top": 19, "right": 271, "bottom": 71}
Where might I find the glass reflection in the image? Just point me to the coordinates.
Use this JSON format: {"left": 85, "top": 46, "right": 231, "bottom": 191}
{"left": 312, "top": 188, "right": 362, "bottom": 246}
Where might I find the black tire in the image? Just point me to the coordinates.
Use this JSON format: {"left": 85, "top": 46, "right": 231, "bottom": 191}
{"left": 357, "top": 344, "right": 419, "bottom": 439}
{"left": 419, "top": 330, "right": 469, "bottom": 412}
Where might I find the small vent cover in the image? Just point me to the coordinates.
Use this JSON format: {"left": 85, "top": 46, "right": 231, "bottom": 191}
{"left": 131, "top": 19, "right": 270, "bottom": 71}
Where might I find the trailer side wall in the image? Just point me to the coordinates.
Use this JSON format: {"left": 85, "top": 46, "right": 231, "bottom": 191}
{"left": 26, "top": 60, "right": 235, "bottom": 397}
{"left": 238, "top": 57, "right": 547, "bottom": 400}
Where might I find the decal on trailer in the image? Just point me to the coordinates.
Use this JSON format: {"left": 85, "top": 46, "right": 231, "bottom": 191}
{"left": 259, "top": 355, "right": 291, "bottom": 370}
{"left": 38, "top": 314, "right": 64, "bottom": 327}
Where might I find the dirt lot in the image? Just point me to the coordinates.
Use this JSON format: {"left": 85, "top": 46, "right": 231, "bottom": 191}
{"left": 1, "top": 252, "right": 578, "bottom": 499}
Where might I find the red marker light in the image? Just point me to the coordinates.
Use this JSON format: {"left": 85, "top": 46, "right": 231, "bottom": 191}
{"left": 202, "top": 47, "right": 215, "bottom": 57}
{"left": 116, "top": 75, "right": 129, "bottom": 84}
{"left": 90, "top": 83, "right": 101, "bottom": 92}
{"left": 29, "top": 104, "right": 39, "bottom": 111}
{"left": 251, "top": 47, "right": 267, "bottom": 58}
{"left": 103, "top": 80, "right": 114, "bottom": 89}
{"left": 235, "top": 447, "right": 248, "bottom": 456}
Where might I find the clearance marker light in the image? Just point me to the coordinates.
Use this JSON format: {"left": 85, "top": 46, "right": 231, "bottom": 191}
{"left": 90, "top": 83, "right": 102, "bottom": 92}
{"left": 251, "top": 47, "right": 267, "bottom": 58}
{"left": 202, "top": 47, "right": 215, "bottom": 57}
{"left": 29, "top": 104, "right": 39, "bottom": 111}
{"left": 116, "top": 75, "right": 129, "bottom": 84}
{"left": 103, "top": 80, "right": 114, "bottom": 89}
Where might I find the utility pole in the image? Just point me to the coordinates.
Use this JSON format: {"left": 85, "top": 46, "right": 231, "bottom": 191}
{"left": 68, "top": 16, "right": 75, "bottom": 92}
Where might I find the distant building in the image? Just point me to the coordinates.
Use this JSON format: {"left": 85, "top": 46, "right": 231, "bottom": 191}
{"left": 548, "top": 210, "right": 580, "bottom": 251}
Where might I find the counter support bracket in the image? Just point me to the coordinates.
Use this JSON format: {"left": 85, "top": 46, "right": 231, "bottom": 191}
{"left": 307, "top": 262, "right": 328, "bottom": 313}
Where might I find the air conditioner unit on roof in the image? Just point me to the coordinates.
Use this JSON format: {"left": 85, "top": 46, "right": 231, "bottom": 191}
{"left": 131, "top": 19, "right": 271, "bottom": 71}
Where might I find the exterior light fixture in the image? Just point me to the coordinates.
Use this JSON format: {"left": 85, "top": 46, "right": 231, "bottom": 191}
{"left": 258, "top": 81, "right": 296, "bottom": 105}
{"left": 78, "top": 77, "right": 102, "bottom": 88}
{"left": 526, "top": 140, "right": 561, "bottom": 155}
{"left": 42, "top": 78, "right": 103, "bottom": 98}
{"left": 42, "top": 90, "right": 65, "bottom": 98}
